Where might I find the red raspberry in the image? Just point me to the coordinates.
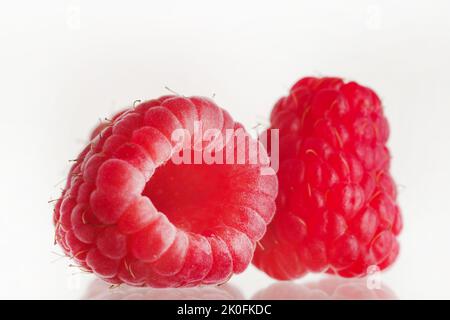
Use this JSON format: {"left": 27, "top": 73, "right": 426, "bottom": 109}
{"left": 54, "top": 95, "right": 277, "bottom": 287}
{"left": 253, "top": 77, "right": 402, "bottom": 279}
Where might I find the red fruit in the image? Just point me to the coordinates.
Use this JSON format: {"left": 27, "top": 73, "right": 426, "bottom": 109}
{"left": 253, "top": 77, "right": 402, "bottom": 279}
{"left": 54, "top": 95, "right": 277, "bottom": 287}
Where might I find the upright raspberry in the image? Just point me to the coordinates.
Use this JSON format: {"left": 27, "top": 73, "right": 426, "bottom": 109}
{"left": 53, "top": 95, "right": 277, "bottom": 287}
{"left": 253, "top": 77, "right": 402, "bottom": 279}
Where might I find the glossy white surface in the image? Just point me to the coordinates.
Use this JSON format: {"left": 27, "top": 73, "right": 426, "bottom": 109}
{"left": 1, "top": 0, "right": 449, "bottom": 299}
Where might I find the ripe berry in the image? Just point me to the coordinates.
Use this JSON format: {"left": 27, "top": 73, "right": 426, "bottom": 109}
{"left": 253, "top": 77, "right": 402, "bottom": 279}
{"left": 54, "top": 95, "right": 277, "bottom": 287}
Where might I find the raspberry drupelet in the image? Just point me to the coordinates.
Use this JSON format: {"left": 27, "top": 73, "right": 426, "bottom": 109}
{"left": 253, "top": 77, "right": 402, "bottom": 279}
{"left": 53, "top": 95, "right": 277, "bottom": 287}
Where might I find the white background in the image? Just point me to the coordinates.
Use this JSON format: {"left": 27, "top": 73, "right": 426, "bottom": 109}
{"left": 1, "top": 0, "right": 449, "bottom": 299}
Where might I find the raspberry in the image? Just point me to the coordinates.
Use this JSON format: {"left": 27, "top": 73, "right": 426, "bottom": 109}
{"left": 54, "top": 95, "right": 277, "bottom": 287}
{"left": 253, "top": 77, "right": 402, "bottom": 279}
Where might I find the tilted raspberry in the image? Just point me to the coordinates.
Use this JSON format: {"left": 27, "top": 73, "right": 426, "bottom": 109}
{"left": 253, "top": 77, "right": 402, "bottom": 279}
{"left": 53, "top": 95, "right": 277, "bottom": 287}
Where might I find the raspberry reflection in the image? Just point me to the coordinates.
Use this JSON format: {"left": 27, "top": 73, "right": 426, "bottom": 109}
{"left": 253, "top": 277, "right": 397, "bottom": 300}
{"left": 82, "top": 279, "right": 244, "bottom": 300}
